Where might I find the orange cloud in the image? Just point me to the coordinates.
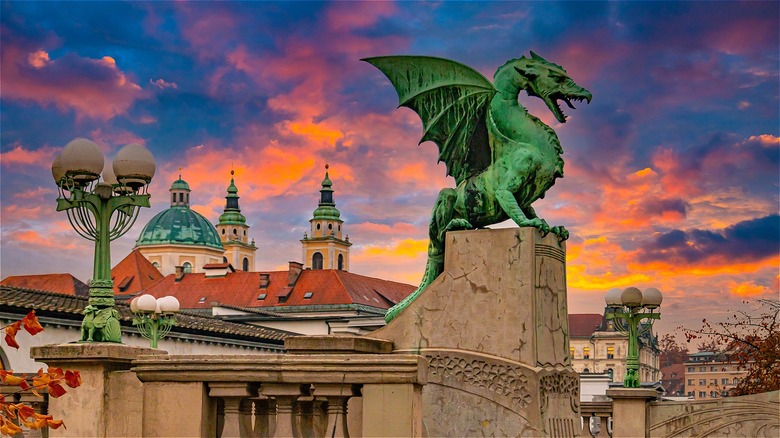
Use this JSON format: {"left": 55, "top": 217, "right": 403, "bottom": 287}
{"left": 727, "top": 280, "right": 772, "bottom": 297}
{"left": 12, "top": 231, "right": 80, "bottom": 250}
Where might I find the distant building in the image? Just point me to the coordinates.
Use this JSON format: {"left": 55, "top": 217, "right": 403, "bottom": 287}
{"left": 568, "top": 312, "right": 660, "bottom": 384}
{"left": 0, "top": 273, "right": 89, "bottom": 297}
{"left": 0, "top": 286, "right": 288, "bottom": 372}
{"left": 300, "top": 164, "right": 351, "bottom": 271}
{"left": 683, "top": 351, "right": 748, "bottom": 400}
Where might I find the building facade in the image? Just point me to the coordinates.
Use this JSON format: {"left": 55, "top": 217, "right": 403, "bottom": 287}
{"left": 684, "top": 351, "right": 748, "bottom": 400}
{"left": 569, "top": 313, "right": 661, "bottom": 384}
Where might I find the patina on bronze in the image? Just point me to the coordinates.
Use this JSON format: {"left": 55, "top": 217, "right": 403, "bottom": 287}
{"left": 364, "top": 53, "right": 591, "bottom": 321}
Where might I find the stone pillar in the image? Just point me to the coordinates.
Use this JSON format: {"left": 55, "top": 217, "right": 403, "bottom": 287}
{"left": 29, "top": 343, "right": 158, "bottom": 438}
{"left": 361, "top": 383, "right": 423, "bottom": 437}
{"left": 606, "top": 388, "right": 658, "bottom": 438}
{"left": 370, "top": 228, "right": 578, "bottom": 437}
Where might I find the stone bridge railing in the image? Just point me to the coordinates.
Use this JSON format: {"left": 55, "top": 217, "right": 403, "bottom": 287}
{"left": 580, "top": 400, "right": 612, "bottom": 437}
{"left": 32, "top": 337, "right": 426, "bottom": 438}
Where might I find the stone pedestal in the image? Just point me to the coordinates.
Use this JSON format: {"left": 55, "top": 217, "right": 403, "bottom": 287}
{"left": 370, "top": 228, "right": 580, "bottom": 437}
{"left": 30, "top": 343, "right": 161, "bottom": 437}
{"left": 607, "top": 387, "right": 658, "bottom": 438}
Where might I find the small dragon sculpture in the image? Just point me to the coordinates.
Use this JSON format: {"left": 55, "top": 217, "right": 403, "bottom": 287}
{"left": 364, "top": 52, "right": 591, "bottom": 322}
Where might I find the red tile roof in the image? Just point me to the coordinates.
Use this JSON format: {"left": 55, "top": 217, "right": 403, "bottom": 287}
{"left": 111, "top": 250, "right": 165, "bottom": 295}
{"left": 568, "top": 313, "right": 605, "bottom": 337}
{"left": 0, "top": 274, "right": 89, "bottom": 297}
{"left": 142, "top": 269, "right": 415, "bottom": 312}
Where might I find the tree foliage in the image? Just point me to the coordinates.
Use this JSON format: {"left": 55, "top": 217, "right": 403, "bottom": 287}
{"left": 1, "top": 311, "right": 81, "bottom": 436}
{"left": 682, "top": 299, "right": 780, "bottom": 396}
{"left": 659, "top": 333, "right": 689, "bottom": 366}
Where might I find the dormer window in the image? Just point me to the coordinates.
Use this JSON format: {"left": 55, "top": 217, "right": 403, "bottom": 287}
{"left": 198, "top": 297, "right": 206, "bottom": 303}
{"left": 257, "top": 293, "right": 267, "bottom": 300}
{"left": 303, "top": 292, "right": 313, "bottom": 299}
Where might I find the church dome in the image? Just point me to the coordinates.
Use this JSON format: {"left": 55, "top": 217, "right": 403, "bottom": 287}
{"left": 135, "top": 207, "right": 224, "bottom": 249}
{"left": 135, "top": 176, "right": 222, "bottom": 249}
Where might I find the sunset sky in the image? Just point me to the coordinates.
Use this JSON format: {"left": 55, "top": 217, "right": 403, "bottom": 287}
{"left": 1, "top": 1, "right": 777, "bottom": 337}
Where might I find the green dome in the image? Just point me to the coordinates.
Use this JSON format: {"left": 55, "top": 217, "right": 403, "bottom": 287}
{"left": 312, "top": 166, "right": 342, "bottom": 221}
{"left": 135, "top": 206, "right": 223, "bottom": 249}
{"left": 170, "top": 178, "right": 190, "bottom": 191}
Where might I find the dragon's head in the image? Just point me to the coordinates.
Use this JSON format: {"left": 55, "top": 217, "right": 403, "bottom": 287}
{"left": 508, "top": 52, "right": 592, "bottom": 123}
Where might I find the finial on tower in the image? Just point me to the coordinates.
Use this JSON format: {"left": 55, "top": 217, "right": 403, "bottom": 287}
{"left": 178, "top": 167, "right": 182, "bottom": 179}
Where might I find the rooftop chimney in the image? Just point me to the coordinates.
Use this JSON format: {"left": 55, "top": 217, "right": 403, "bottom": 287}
{"left": 288, "top": 261, "right": 303, "bottom": 286}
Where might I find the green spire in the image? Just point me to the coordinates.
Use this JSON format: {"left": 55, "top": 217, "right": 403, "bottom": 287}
{"left": 219, "top": 170, "right": 246, "bottom": 225}
{"left": 313, "top": 163, "right": 341, "bottom": 221}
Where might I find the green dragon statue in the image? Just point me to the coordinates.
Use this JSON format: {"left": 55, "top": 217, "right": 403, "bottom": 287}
{"left": 363, "top": 52, "right": 592, "bottom": 322}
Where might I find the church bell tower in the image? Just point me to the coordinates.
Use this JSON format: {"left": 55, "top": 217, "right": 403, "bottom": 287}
{"left": 301, "top": 164, "right": 351, "bottom": 270}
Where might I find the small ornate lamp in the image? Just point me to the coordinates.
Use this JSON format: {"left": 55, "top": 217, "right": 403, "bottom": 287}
{"left": 130, "top": 294, "right": 180, "bottom": 349}
{"left": 52, "top": 138, "right": 155, "bottom": 343}
{"left": 604, "top": 287, "right": 662, "bottom": 388}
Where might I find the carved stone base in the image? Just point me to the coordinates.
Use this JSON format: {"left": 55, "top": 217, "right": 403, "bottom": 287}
{"left": 370, "top": 228, "right": 579, "bottom": 437}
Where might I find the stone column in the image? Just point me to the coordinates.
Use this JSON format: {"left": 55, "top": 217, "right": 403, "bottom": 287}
{"left": 606, "top": 388, "right": 658, "bottom": 438}
{"left": 370, "top": 228, "right": 577, "bottom": 437}
{"left": 208, "top": 382, "right": 256, "bottom": 438}
{"left": 30, "top": 343, "right": 159, "bottom": 438}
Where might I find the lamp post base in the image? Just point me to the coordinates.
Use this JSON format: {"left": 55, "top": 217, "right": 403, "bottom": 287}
{"left": 81, "top": 280, "right": 122, "bottom": 343}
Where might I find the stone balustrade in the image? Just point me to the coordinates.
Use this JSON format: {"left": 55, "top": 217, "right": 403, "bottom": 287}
{"left": 580, "top": 400, "right": 612, "bottom": 437}
{"left": 132, "top": 336, "right": 426, "bottom": 437}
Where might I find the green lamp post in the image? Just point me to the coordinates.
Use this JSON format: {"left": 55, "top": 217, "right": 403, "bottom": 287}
{"left": 130, "top": 294, "right": 180, "bottom": 349}
{"left": 604, "top": 287, "right": 662, "bottom": 388}
{"left": 52, "top": 138, "right": 156, "bottom": 343}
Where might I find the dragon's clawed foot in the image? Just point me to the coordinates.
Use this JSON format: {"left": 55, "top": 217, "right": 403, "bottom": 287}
{"left": 551, "top": 225, "right": 569, "bottom": 242}
{"left": 518, "top": 217, "right": 551, "bottom": 235}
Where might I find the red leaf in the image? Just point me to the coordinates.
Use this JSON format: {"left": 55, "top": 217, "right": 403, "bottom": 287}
{"left": 4, "top": 321, "right": 21, "bottom": 349}
{"left": 64, "top": 370, "right": 82, "bottom": 388}
{"left": 47, "top": 367, "right": 64, "bottom": 380}
{"left": 47, "top": 382, "right": 66, "bottom": 398}
{"left": 47, "top": 418, "right": 65, "bottom": 429}
{"left": 21, "top": 311, "right": 43, "bottom": 336}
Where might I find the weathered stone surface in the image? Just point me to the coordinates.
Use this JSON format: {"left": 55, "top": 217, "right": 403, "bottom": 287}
{"left": 285, "top": 334, "right": 393, "bottom": 354}
{"left": 369, "top": 228, "right": 578, "bottom": 436}
{"left": 648, "top": 390, "right": 780, "bottom": 437}
{"left": 30, "top": 343, "right": 162, "bottom": 437}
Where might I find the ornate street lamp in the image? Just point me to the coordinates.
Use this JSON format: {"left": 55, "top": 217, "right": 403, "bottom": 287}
{"left": 604, "top": 287, "right": 662, "bottom": 388}
{"left": 130, "top": 294, "right": 180, "bottom": 348}
{"left": 52, "top": 138, "right": 155, "bottom": 343}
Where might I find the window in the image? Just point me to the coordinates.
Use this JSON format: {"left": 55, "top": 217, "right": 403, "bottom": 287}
{"left": 733, "top": 378, "right": 740, "bottom": 385}
{"left": 171, "top": 194, "right": 175, "bottom": 203}
{"left": 607, "top": 346, "right": 615, "bottom": 359}
{"left": 316, "top": 223, "right": 321, "bottom": 230}
{"left": 582, "top": 368, "right": 589, "bottom": 373}
{"left": 198, "top": 297, "right": 206, "bottom": 304}
{"left": 312, "top": 252, "right": 323, "bottom": 270}
{"left": 222, "top": 229, "right": 225, "bottom": 235}
{"left": 328, "top": 223, "right": 333, "bottom": 230}
{"left": 583, "top": 347, "right": 590, "bottom": 359}
{"left": 699, "top": 379, "right": 705, "bottom": 385}
{"left": 710, "top": 391, "right": 717, "bottom": 398}
{"left": 257, "top": 293, "right": 266, "bottom": 300}
{"left": 243, "top": 230, "right": 246, "bottom": 236}
{"left": 710, "top": 379, "right": 717, "bottom": 385}
{"left": 338, "top": 254, "right": 344, "bottom": 270}
{"left": 710, "top": 366, "right": 716, "bottom": 372}
{"left": 570, "top": 347, "right": 575, "bottom": 358}
{"left": 688, "top": 367, "right": 694, "bottom": 372}
{"left": 303, "top": 292, "right": 313, "bottom": 299}
{"left": 606, "top": 368, "right": 614, "bottom": 380}
{"left": 699, "top": 391, "right": 706, "bottom": 398}
{"left": 179, "top": 193, "right": 184, "bottom": 202}
{"left": 687, "top": 379, "right": 693, "bottom": 385}
{"left": 183, "top": 262, "right": 192, "bottom": 273}
{"left": 699, "top": 366, "right": 706, "bottom": 372}
{"left": 223, "top": 256, "right": 228, "bottom": 263}
{"left": 152, "top": 262, "right": 160, "bottom": 268}
{"left": 721, "top": 378, "right": 729, "bottom": 385}
{"left": 688, "top": 391, "right": 694, "bottom": 397}
{"left": 243, "top": 257, "right": 249, "bottom": 271}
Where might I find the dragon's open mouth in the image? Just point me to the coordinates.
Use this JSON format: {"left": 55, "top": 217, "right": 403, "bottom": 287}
{"left": 546, "top": 91, "right": 592, "bottom": 123}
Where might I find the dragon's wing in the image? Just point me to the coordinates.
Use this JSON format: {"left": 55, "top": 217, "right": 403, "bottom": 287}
{"left": 363, "top": 56, "right": 496, "bottom": 184}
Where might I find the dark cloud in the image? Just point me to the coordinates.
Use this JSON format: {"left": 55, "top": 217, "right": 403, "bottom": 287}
{"left": 638, "top": 214, "right": 780, "bottom": 264}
